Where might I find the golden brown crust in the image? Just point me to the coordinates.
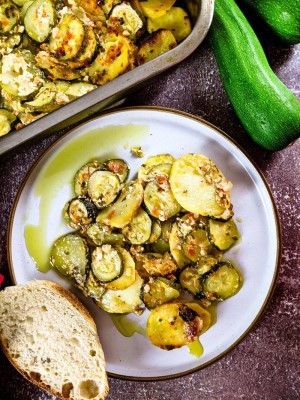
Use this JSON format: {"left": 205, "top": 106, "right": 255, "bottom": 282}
{"left": 0, "top": 280, "right": 109, "bottom": 400}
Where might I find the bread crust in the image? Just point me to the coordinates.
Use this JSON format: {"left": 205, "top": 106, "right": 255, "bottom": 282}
{"left": 0, "top": 280, "right": 109, "bottom": 400}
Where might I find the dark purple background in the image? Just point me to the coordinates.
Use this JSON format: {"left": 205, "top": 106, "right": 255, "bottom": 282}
{"left": 0, "top": 17, "right": 299, "bottom": 400}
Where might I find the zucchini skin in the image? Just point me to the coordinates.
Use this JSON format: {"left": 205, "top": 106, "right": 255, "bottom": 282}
{"left": 208, "top": 0, "right": 300, "bottom": 151}
{"left": 239, "top": 0, "right": 300, "bottom": 44}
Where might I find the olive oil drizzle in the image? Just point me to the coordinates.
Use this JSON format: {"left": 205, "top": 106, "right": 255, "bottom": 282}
{"left": 111, "top": 314, "right": 146, "bottom": 337}
{"left": 24, "top": 124, "right": 148, "bottom": 272}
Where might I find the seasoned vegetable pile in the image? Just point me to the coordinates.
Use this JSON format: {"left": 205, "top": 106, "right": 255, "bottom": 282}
{"left": 0, "top": 0, "right": 191, "bottom": 136}
{"left": 50, "top": 153, "right": 243, "bottom": 352}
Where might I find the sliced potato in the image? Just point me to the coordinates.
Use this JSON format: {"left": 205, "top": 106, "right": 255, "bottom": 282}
{"left": 104, "top": 247, "right": 136, "bottom": 290}
{"left": 185, "top": 302, "right": 211, "bottom": 334}
{"left": 170, "top": 154, "right": 233, "bottom": 218}
{"left": 139, "top": 0, "right": 176, "bottom": 19}
{"left": 138, "top": 154, "right": 175, "bottom": 182}
{"left": 208, "top": 218, "right": 240, "bottom": 251}
{"left": 136, "top": 29, "right": 176, "bottom": 65}
{"left": 147, "top": 7, "right": 192, "bottom": 42}
{"left": 146, "top": 302, "right": 203, "bottom": 350}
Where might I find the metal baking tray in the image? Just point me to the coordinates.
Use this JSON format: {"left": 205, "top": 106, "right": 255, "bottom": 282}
{"left": 0, "top": 0, "right": 214, "bottom": 157}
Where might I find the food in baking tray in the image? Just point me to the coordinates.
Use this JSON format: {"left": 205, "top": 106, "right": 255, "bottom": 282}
{"left": 50, "top": 153, "right": 243, "bottom": 353}
{"left": 0, "top": 0, "right": 192, "bottom": 136}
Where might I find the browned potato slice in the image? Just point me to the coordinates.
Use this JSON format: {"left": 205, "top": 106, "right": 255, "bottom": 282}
{"left": 146, "top": 302, "right": 203, "bottom": 350}
{"left": 147, "top": 7, "right": 192, "bottom": 42}
{"left": 139, "top": 0, "right": 176, "bottom": 18}
{"left": 136, "top": 29, "right": 176, "bottom": 65}
{"left": 170, "top": 154, "right": 233, "bottom": 218}
{"left": 185, "top": 302, "right": 212, "bottom": 334}
{"left": 35, "top": 51, "right": 81, "bottom": 80}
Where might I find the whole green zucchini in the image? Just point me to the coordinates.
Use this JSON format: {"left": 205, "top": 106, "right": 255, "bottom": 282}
{"left": 239, "top": 0, "right": 300, "bottom": 44}
{"left": 208, "top": 0, "right": 300, "bottom": 151}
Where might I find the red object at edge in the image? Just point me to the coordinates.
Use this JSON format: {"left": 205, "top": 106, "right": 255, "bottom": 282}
{"left": 0, "top": 273, "right": 4, "bottom": 286}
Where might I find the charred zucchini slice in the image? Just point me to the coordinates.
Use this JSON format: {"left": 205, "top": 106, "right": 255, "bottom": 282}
{"left": 35, "top": 51, "right": 81, "bottom": 81}
{"left": 49, "top": 233, "right": 89, "bottom": 285}
{"left": 24, "top": 0, "right": 55, "bottom": 42}
{"left": 141, "top": 277, "right": 181, "bottom": 309}
{"left": 146, "top": 302, "right": 203, "bottom": 350}
{"left": 122, "top": 207, "right": 152, "bottom": 244}
{"left": 0, "top": 3, "right": 20, "bottom": 33}
{"left": 147, "top": 7, "right": 192, "bottom": 43}
{"left": 24, "top": 81, "right": 59, "bottom": 113}
{"left": 208, "top": 218, "right": 240, "bottom": 251}
{"left": 104, "top": 158, "right": 130, "bottom": 183}
{"left": 201, "top": 261, "right": 242, "bottom": 301}
{"left": 182, "top": 229, "right": 211, "bottom": 262}
{"left": 91, "top": 245, "right": 123, "bottom": 282}
{"left": 64, "top": 82, "right": 97, "bottom": 100}
{"left": 107, "top": 1, "right": 145, "bottom": 40}
{"left": 85, "top": 222, "right": 112, "bottom": 246}
{"left": 95, "top": 272, "right": 144, "bottom": 314}
{"left": 74, "top": 160, "right": 102, "bottom": 197}
{"left": 88, "top": 169, "right": 121, "bottom": 208}
{"left": 179, "top": 266, "right": 202, "bottom": 296}
{"left": 136, "top": 29, "right": 177, "bottom": 65}
{"left": 49, "top": 13, "right": 85, "bottom": 61}
{"left": 170, "top": 154, "right": 233, "bottom": 219}
{"left": 64, "top": 197, "right": 98, "bottom": 230}
{"left": 96, "top": 179, "right": 144, "bottom": 228}
{"left": 0, "top": 109, "right": 16, "bottom": 136}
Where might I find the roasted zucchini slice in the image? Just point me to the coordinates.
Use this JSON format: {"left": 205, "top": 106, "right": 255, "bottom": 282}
{"left": 146, "top": 302, "right": 203, "bottom": 350}
{"left": 0, "top": 2, "right": 20, "bottom": 33}
{"left": 67, "top": 26, "right": 99, "bottom": 70}
{"left": 147, "top": 218, "right": 161, "bottom": 244}
{"left": 0, "top": 32, "right": 22, "bottom": 56}
{"left": 64, "top": 82, "right": 97, "bottom": 100}
{"left": 104, "top": 247, "right": 136, "bottom": 290}
{"left": 139, "top": 0, "right": 176, "bottom": 19}
{"left": 91, "top": 245, "right": 123, "bottom": 282}
{"left": 87, "top": 169, "right": 121, "bottom": 208}
{"left": 201, "top": 261, "right": 242, "bottom": 301}
{"left": 147, "top": 7, "right": 192, "bottom": 43}
{"left": 141, "top": 277, "right": 181, "bottom": 309}
{"left": 84, "top": 222, "right": 112, "bottom": 246}
{"left": 24, "top": 0, "right": 55, "bottom": 42}
{"left": 35, "top": 51, "right": 81, "bottom": 81}
{"left": 122, "top": 207, "right": 152, "bottom": 244}
{"left": 208, "top": 218, "right": 240, "bottom": 251}
{"left": 96, "top": 179, "right": 144, "bottom": 228}
{"left": 182, "top": 229, "right": 211, "bottom": 262}
{"left": 23, "top": 81, "right": 59, "bottom": 113}
{"left": 107, "top": 1, "right": 145, "bottom": 40}
{"left": 170, "top": 154, "right": 233, "bottom": 219}
{"left": 82, "top": 270, "right": 106, "bottom": 299}
{"left": 138, "top": 153, "right": 175, "bottom": 183}
{"left": 74, "top": 160, "right": 102, "bottom": 197}
{"left": 63, "top": 197, "right": 98, "bottom": 230}
{"left": 136, "top": 29, "right": 177, "bottom": 65}
{"left": 104, "top": 158, "right": 130, "bottom": 183}
{"left": 0, "top": 49, "right": 44, "bottom": 99}
{"left": 0, "top": 109, "right": 16, "bottom": 136}
{"left": 179, "top": 266, "right": 202, "bottom": 296}
{"left": 49, "top": 233, "right": 89, "bottom": 285}
{"left": 49, "top": 13, "right": 85, "bottom": 61}
{"left": 95, "top": 272, "right": 144, "bottom": 314}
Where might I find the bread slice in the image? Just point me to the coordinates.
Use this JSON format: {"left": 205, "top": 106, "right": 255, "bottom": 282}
{"left": 0, "top": 280, "right": 109, "bottom": 400}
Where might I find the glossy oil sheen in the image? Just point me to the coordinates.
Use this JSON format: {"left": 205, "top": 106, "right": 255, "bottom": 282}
{"left": 24, "top": 124, "right": 148, "bottom": 273}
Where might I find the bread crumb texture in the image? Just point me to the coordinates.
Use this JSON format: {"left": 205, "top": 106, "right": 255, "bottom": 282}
{"left": 0, "top": 280, "right": 109, "bottom": 400}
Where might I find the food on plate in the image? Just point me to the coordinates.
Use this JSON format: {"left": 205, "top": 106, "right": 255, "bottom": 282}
{"left": 208, "top": 0, "right": 300, "bottom": 151}
{"left": 0, "top": 280, "right": 109, "bottom": 400}
{"left": 0, "top": 0, "right": 192, "bottom": 136}
{"left": 50, "top": 153, "right": 243, "bottom": 353}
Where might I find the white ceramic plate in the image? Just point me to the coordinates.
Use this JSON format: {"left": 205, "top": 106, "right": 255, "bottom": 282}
{"left": 8, "top": 107, "right": 281, "bottom": 380}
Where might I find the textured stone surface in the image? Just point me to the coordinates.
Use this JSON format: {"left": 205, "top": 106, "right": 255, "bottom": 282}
{"left": 0, "top": 19, "right": 299, "bottom": 400}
